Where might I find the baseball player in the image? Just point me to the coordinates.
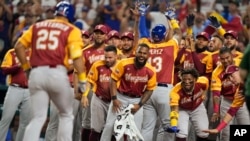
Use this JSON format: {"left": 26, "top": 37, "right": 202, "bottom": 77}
{"left": 208, "top": 35, "right": 224, "bottom": 70}
{"left": 81, "top": 45, "right": 118, "bottom": 141}
{"left": 168, "top": 68, "right": 209, "bottom": 141}
{"left": 14, "top": 1, "right": 87, "bottom": 141}
{"left": 106, "top": 30, "right": 121, "bottom": 49}
{"left": 174, "top": 34, "right": 212, "bottom": 83}
{"left": 0, "top": 47, "right": 31, "bottom": 141}
{"left": 211, "top": 47, "right": 250, "bottom": 141}
{"left": 136, "top": 3, "right": 180, "bottom": 141}
{"left": 207, "top": 16, "right": 242, "bottom": 60}
{"left": 74, "top": 24, "right": 108, "bottom": 141}
{"left": 81, "top": 30, "right": 91, "bottom": 48}
{"left": 100, "top": 43, "right": 157, "bottom": 141}
{"left": 203, "top": 65, "right": 247, "bottom": 134}
{"left": 119, "top": 31, "right": 136, "bottom": 59}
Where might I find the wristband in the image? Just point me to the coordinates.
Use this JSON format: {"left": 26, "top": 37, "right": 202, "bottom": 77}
{"left": 170, "top": 111, "right": 179, "bottom": 126}
{"left": 216, "top": 121, "right": 227, "bottom": 131}
{"left": 111, "top": 95, "right": 117, "bottom": 100}
{"left": 82, "top": 86, "right": 90, "bottom": 97}
{"left": 138, "top": 101, "right": 143, "bottom": 107}
{"left": 78, "top": 72, "right": 86, "bottom": 81}
{"left": 170, "top": 19, "right": 180, "bottom": 29}
{"left": 21, "top": 63, "right": 31, "bottom": 71}
{"left": 186, "top": 27, "right": 193, "bottom": 36}
{"left": 217, "top": 27, "right": 226, "bottom": 36}
{"left": 213, "top": 104, "right": 219, "bottom": 113}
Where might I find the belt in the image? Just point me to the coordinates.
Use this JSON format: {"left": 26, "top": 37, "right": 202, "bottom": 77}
{"left": 10, "top": 83, "right": 28, "bottom": 89}
{"left": 157, "top": 83, "right": 168, "bottom": 87}
{"left": 120, "top": 92, "right": 141, "bottom": 98}
{"left": 32, "top": 65, "right": 61, "bottom": 68}
{"left": 96, "top": 95, "right": 111, "bottom": 103}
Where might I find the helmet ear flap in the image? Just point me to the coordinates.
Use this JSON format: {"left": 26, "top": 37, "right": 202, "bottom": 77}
{"left": 151, "top": 24, "right": 167, "bottom": 42}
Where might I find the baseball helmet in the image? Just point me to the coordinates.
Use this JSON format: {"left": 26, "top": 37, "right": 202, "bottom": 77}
{"left": 151, "top": 24, "right": 167, "bottom": 42}
{"left": 55, "top": 1, "right": 75, "bottom": 22}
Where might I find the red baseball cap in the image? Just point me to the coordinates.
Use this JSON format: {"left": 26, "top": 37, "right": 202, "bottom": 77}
{"left": 108, "top": 30, "right": 120, "bottom": 40}
{"left": 94, "top": 24, "right": 108, "bottom": 34}
{"left": 223, "top": 65, "right": 239, "bottom": 79}
{"left": 224, "top": 30, "right": 238, "bottom": 40}
{"left": 121, "top": 31, "right": 134, "bottom": 40}
{"left": 196, "top": 32, "right": 210, "bottom": 41}
{"left": 81, "top": 30, "right": 90, "bottom": 38}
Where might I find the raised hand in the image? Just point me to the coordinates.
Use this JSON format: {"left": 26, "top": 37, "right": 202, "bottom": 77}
{"left": 186, "top": 13, "right": 195, "bottom": 27}
{"left": 130, "top": 1, "right": 140, "bottom": 18}
{"left": 208, "top": 16, "right": 221, "bottom": 28}
{"left": 164, "top": 7, "right": 176, "bottom": 20}
{"left": 137, "top": 1, "right": 150, "bottom": 16}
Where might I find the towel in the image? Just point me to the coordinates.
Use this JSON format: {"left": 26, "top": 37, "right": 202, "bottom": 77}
{"left": 114, "top": 104, "right": 144, "bottom": 141}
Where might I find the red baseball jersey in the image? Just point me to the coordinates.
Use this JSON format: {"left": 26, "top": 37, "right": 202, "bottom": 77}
{"left": 139, "top": 38, "right": 179, "bottom": 84}
{"left": 111, "top": 58, "right": 157, "bottom": 97}
{"left": 1, "top": 49, "right": 30, "bottom": 87}
{"left": 170, "top": 76, "right": 209, "bottom": 110}
{"left": 82, "top": 44, "right": 106, "bottom": 74}
{"left": 18, "top": 18, "right": 84, "bottom": 68}
{"left": 87, "top": 60, "right": 113, "bottom": 101}
{"left": 196, "top": 50, "right": 213, "bottom": 79}
{"left": 211, "top": 51, "right": 220, "bottom": 70}
{"left": 211, "top": 59, "right": 241, "bottom": 99}
{"left": 226, "top": 84, "right": 245, "bottom": 116}
{"left": 211, "top": 50, "right": 242, "bottom": 70}
{"left": 234, "top": 51, "right": 243, "bottom": 60}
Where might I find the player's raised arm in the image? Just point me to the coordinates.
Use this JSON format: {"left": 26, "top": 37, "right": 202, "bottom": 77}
{"left": 137, "top": 2, "right": 150, "bottom": 39}
{"left": 130, "top": 2, "right": 140, "bottom": 49}
{"left": 164, "top": 6, "right": 181, "bottom": 43}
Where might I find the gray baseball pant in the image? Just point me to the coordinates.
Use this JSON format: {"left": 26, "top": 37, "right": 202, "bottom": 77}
{"left": 0, "top": 85, "right": 31, "bottom": 141}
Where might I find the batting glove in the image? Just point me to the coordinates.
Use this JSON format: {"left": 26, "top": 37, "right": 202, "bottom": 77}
{"left": 138, "top": 3, "right": 150, "bottom": 16}
{"left": 164, "top": 8, "right": 176, "bottom": 20}
{"left": 208, "top": 16, "right": 221, "bottom": 28}
{"left": 164, "top": 126, "right": 180, "bottom": 133}
{"left": 78, "top": 80, "right": 87, "bottom": 94}
{"left": 186, "top": 14, "right": 195, "bottom": 27}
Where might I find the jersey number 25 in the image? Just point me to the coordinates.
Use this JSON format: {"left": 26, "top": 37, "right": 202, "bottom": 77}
{"left": 36, "top": 29, "right": 61, "bottom": 50}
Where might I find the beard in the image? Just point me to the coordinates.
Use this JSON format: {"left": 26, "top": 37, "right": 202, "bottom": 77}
{"left": 229, "top": 45, "right": 236, "bottom": 51}
{"left": 105, "top": 61, "right": 115, "bottom": 67}
{"left": 122, "top": 46, "right": 133, "bottom": 53}
{"left": 134, "top": 57, "right": 147, "bottom": 69}
{"left": 94, "top": 40, "right": 104, "bottom": 46}
{"left": 195, "top": 44, "right": 208, "bottom": 53}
